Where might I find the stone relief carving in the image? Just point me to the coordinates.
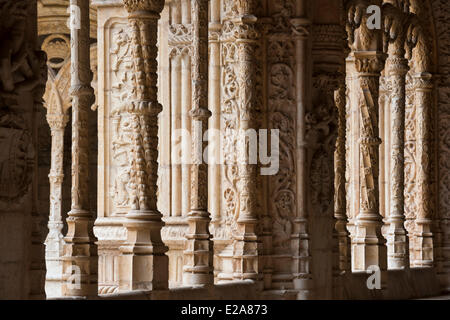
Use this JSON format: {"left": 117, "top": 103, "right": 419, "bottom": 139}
{"left": 110, "top": 26, "right": 134, "bottom": 212}
{"left": 220, "top": 23, "right": 240, "bottom": 240}
{"left": 267, "top": 55, "right": 296, "bottom": 250}
{"left": 0, "top": 0, "right": 46, "bottom": 204}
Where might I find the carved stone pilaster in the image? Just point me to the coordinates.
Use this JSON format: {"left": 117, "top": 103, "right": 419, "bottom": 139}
{"left": 118, "top": 0, "right": 169, "bottom": 291}
{"left": 62, "top": 0, "right": 98, "bottom": 298}
{"left": 182, "top": 0, "right": 214, "bottom": 286}
{"left": 413, "top": 72, "right": 434, "bottom": 267}
{"left": 232, "top": 0, "right": 261, "bottom": 283}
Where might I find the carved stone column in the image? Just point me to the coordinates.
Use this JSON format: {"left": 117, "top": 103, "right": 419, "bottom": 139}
{"left": 62, "top": 0, "right": 98, "bottom": 297}
{"left": 386, "top": 54, "right": 410, "bottom": 269}
{"left": 351, "top": 51, "right": 387, "bottom": 272}
{"left": 333, "top": 85, "right": 351, "bottom": 291}
{"left": 291, "top": 2, "right": 313, "bottom": 298}
{"left": 232, "top": 0, "right": 261, "bottom": 283}
{"left": 208, "top": 0, "right": 222, "bottom": 233}
{"left": 45, "top": 113, "right": 68, "bottom": 297}
{"left": 118, "top": 0, "right": 168, "bottom": 291}
{"left": 346, "top": 0, "right": 388, "bottom": 273}
{"left": 413, "top": 72, "right": 434, "bottom": 267}
{"left": 183, "top": 0, "right": 214, "bottom": 286}
{"left": 383, "top": 5, "right": 410, "bottom": 269}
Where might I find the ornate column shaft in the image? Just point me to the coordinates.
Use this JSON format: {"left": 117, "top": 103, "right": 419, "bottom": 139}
{"left": 291, "top": 0, "right": 313, "bottom": 298}
{"left": 62, "top": 0, "right": 98, "bottom": 297}
{"left": 45, "top": 113, "right": 68, "bottom": 296}
{"left": 183, "top": 0, "right": 214, "bottom": 286}
{"left": 351, "top": 51, "right": 387, "bottom": 272}
{"left": 119, "top": 0, "right": 168, "bottom": 291}
{"left": 386, "top": 54, "right": 410, "bottom": 269}
{"left": 383, "top": 4, "right": 410, "bottom": 269}
{"left": 232, "top": 0, "right": 261, "bottom": 283}
{"left": 346, "top": 0, "right": 388, "bottom": 273}
{"left": 413, "top": 71, "right": 434, "bottom": 267}
{"left": 208, "top": 0, "right": 222, "bottom": 230}
{"left": 333, "top": 85, "right": 351, "bottom": 293}
{"left": 171, "top": 54, "right": 182, "bottom": 217}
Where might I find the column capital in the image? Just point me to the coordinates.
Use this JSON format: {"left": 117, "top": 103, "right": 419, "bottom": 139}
{"left": 46, "top": 113, "right": 69, "bottom": 130}
{"left": 387, "top": 56, "right": 409, "bottom": 77}
{"left": 123, "top": 0, "right": 165, "bottom": 14}
{"left": 413, "top": 72, "right": 433, "bottom": 91}
{"left": 354, "top": 51, "right": 387, "bottom": 74}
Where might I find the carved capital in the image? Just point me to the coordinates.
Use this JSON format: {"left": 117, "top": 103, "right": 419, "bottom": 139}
{"left": 236, "top": 0, "right": 257, "bottom": 18}
{"left": 387, "top": 56, "right": 409, "bottom": 77}
{"left": 123, "top": 0, "right": 165, "bottom": 14}
{"left": 413, "top": 72, "right": 433, "bottom": 91}
{"left": 46, "top": 114, "right": 69, "bottom": 130}
{"left": 354, "top": 51, "right": 387, "bottom": 74}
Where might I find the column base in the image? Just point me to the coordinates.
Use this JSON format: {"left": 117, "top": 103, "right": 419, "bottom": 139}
{"left": 386, "top": 219, "right": 409, "bottom": 270}
{"left": 413, "top": 218, "right": 434, "bottom": 267}
{"left": 119, "top": 253, "right": 169, "bottom": 291}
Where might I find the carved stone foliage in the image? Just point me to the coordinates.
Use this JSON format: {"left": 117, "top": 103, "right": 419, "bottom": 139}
{"left": 431, "top": 0, "right": 450, "bottom": 288}
{"left": 404, "top": 71, "right": 417, "bottom": 235}
{"left": 220, "top": 20, "right": 240, "bottom": 240}
{"left": 267, "top": 40, "right": 296, "bottom": 252}
{"left": 308, "top": 74, "right": 338, "bottom": 215}
{"left": 110, "top": 26, "right": 134, "bottom": 212}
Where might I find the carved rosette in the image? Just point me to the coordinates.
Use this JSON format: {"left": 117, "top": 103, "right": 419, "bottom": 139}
{"left": 183, "top": 0, "right": 214, "bottom": 286}
{"left": 118, "top": 0, "right": 169, "bottom": 292}
{"left": 62, "top": 0, "right": 97, "bottom": 298}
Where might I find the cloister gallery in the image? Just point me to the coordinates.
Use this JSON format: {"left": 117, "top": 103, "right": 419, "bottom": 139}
{"left": 0, "top": 0, "right": 449, "bottom": 300}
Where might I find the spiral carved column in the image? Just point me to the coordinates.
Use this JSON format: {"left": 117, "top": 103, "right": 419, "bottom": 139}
{"left": 350, "top": 51, "right": 387, "bottom": 273}
{"left": 333, "top": 85, "right": 351, "bottom": 297}
{"left": 118, "top": 0, "right": 169, "bottom": 291}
